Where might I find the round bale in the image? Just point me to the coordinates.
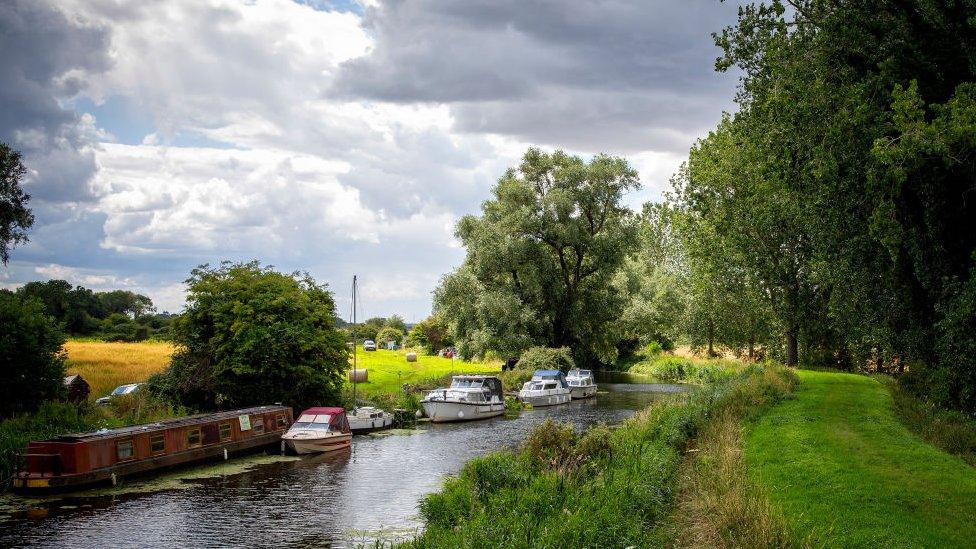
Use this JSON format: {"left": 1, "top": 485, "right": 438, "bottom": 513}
{"left": 405, "top": 352, "right": 418, "bottom": 362}
{"left": 348, "top": 368, "right": 368, "bottom": 382}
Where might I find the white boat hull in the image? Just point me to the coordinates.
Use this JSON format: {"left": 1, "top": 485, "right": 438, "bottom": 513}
{"left": 421, "top": 400, "right": 504, "bottom": 423}
{"left": 570, "top": 385, "right": 598, "bottom": 399}
{"left": 283, "top": 432, "right": 352, "bottom": 454}
{"left": 348, "top": 416, "right": 393, "bottom": 433}
{"left": 519, "top": 391, "right": 571, "bottom": 407}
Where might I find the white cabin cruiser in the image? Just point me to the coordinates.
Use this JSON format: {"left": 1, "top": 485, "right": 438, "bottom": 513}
{"left": 282, "top": 407, "right": 352, "bottom": 454}
{"left": 518, "top": 370, "right": 571, "bottom": 407}
{"left": 348, "top": 406, "right": 394, "bottom": 433}
{"left": 566, "top": 368, "right": 598, "bottom": 399}
{"left": 421, "top": 375, "right": 505, "bottom": 423}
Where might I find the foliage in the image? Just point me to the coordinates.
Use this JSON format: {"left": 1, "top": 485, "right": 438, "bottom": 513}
{"left": 148, "top": 261, "right": 348, "bottom": 411}
{"left": 13, "top": 280, "right": 167, "bottom": 338}
{"left": 404, "top": 314, "right": 451, "bottom": 355}
{"left": 882, "top": 376, "right": 976, "bottom": 467}
{"left": 694, "top": 0, "right": 976, "bottom": 408}
{"left": 435, "top": 148, "right": 640, "bottom": 365}
{"left": 0, "top": 293, "right": 67, "bottom": 418}
{"left": 375, "top": 326, "right": 404, "bottom": 346}
{"left": 747, "top": 369, "right": 976, "bottom": 546}
{"left": 0, "top": 142, "right": 33, "bottom": 265}
{"left": 405, "top": 365, "right": 797, "bottom": 548}
{"left": 626, "top": 352, "right": 741, "bottom": 385}
{"left": 514, "top": 346, "right": 575, "bottom": 373}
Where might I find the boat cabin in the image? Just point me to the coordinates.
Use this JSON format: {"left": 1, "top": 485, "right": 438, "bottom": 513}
{"left": 566, "top": 369, "right": 595, "bottom": 387}
{"left": 291, "top": 407, "right": 351, "bottom": 434}
{"left": 531, "top": 369, "right": 569, "bottom": 388}
{"left": 13, "top": 405, "right": 292, "bottom": 493}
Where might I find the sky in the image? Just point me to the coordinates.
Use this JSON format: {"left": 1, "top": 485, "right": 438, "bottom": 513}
{"left": 0, "top": 0, "right": 740, "bottom": 320}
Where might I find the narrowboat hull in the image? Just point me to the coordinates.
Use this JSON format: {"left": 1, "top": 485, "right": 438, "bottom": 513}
{"left": 570, "top": 385, "right": 598, "bottom": 399}
{"left": 283, "top": 432, "right": 352, "bottom": 454}
{"left": 421, "top": 401, "right": 504, "bottom": 422}
{"left": 12, "top": 431, "right": 283, "bottom": 494}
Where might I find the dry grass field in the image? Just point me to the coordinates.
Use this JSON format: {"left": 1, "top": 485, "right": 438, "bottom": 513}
{"left": 64, "top": 340, "right": 175, "bottom": 399}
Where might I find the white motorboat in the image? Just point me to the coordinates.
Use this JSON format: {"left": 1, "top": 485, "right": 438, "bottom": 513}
{"left": 348, "top": 406, "right": 394, "bottom": 433}
{"left": 421, "top": 375, "right": 505, "bottom": 423}
{"left": 282, "top": 407, "right": 352, "bottom": 454}
{"left": 518, "top": 369, "right": 571, "bottom": 407}
{"left": 566, "top": 368, "right": 598, "bottom": 399}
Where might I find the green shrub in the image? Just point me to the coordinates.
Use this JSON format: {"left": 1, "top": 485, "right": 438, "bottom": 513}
{"left": 515, "top": 346, "right": 575, "bottom": 372}
{"left": 0, "top": 293, "right": 67, "bottom": 418}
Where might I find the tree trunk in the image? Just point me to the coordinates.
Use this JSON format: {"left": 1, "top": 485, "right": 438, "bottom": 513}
{"left": 707, "top": 317, "right": 715, "bottom": 357}
{"left": 748, "top": 336, "right": 755, "bottom": 361}
{"left": 786, "top": 328, "right": 798, "bottom": 366}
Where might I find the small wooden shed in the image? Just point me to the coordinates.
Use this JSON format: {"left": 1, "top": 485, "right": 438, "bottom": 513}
{"left": 63, "top": 375, "right": 91, "bottom": 403}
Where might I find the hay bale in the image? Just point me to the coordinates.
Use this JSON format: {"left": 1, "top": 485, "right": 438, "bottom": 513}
{"left": 348, "top": 368, "right": 368, "bottom": 382}
{"left": 405, "top": 352, "right": 418, "bottom": 362}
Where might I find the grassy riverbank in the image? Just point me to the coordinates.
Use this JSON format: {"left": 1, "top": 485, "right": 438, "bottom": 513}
{"left": 743, "top": 370, "right": 976, "bottom": 547}
{"left": 623, "top": 348, "right": 742, "bottom": 385}
{"left": 347, "top": 349, "right": 500, "bottom": 402}
{"left": 403, "top": 365, "right": 796, "bottom": 547}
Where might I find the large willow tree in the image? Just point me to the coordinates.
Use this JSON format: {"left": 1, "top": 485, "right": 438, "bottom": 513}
{"left": 435, "top": 148, "right": 639, "bottom": 365}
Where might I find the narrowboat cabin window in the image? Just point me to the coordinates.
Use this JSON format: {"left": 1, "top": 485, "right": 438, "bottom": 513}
{"left": 187, "top": 428, "right": 202, "bottom": 448}
{"left": 219, "top": 423, "right": 232, "bottom": 442}
{"left": 251, "top": 417, "right": 265, "bottom": 434}
{"left": 276, "top": 414, "right": 287, "bottom": 429}
{"left": 150, "top": 434, "right": 165, "bottom": 455}
{"left": 117, "top": 439, "right": 134, "bottom": 461}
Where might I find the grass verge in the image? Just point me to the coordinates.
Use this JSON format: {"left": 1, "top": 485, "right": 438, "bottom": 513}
{"left": 881, "top": 376, "right": 976, "bottom": 466}
{"left": 401, "top": 364, "right": 796, "bottom": 548}
{"left": 624, "top": 350, "right": 743, "bottom": 385}
{"left": 745, "top": 370, "right": 976, "bottom": 547}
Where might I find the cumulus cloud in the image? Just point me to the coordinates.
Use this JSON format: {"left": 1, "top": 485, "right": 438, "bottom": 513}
{"left": 0, "top": 0, "right": 111, "bottom": 203}
{"left": 333, "top": 0, "right": 740, "bottom": 153}
{"left": 2, "top": 0, "right": 739, "bottom": 317}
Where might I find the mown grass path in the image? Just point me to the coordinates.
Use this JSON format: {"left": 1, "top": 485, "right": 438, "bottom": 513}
{"left": 745, "top": 370, "right": 976, "bottom": 547}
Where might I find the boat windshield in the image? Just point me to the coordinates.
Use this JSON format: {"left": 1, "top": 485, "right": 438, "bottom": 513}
{"left": 291, "top": 413, "right": 332, "bottom": 430}
{"left": 451, "top": 378, "right": 483, "bottom": 388}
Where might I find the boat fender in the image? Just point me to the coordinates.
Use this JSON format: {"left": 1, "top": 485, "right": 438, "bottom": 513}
{"left": 111, "top": 472, "right": 117, "bottom": 486}
{"left": 224, "top": 448, "right": 228, "bottom": 461}
{"left": 458, "top": 410, "right": 465, "bottom": 418}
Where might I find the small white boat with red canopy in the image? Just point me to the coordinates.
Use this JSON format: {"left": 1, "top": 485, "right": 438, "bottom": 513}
{"left": 282, "top": 407, "right": 352, "bottom": 454}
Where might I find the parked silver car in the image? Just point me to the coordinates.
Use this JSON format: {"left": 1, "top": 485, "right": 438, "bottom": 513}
{"left": 363, "top": 339, "right": 377, "bottom": 351}
{"left": 95, "top": 383, "right": 142, "bottom": 406}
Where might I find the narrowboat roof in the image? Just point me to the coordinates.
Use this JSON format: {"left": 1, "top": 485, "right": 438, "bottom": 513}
{"left": 46, "top": 405, "right": 291, "bottom": 442}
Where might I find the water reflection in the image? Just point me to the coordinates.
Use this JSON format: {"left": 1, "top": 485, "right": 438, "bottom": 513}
{"left": 0, "top": 378, "right": 689, "bottom": 548}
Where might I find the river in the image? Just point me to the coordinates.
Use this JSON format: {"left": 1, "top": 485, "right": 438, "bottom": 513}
{"left": 0, "top": 373, "right": 687, "bottom": 548}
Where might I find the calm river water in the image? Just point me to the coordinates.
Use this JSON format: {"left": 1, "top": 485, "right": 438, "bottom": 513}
{"left": 0, "top": 373, "right": 687, "bottom": 548}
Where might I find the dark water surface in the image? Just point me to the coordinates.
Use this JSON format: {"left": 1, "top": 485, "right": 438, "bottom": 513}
{"left": 0, "top": 374, "right": 688, "bottom": 548}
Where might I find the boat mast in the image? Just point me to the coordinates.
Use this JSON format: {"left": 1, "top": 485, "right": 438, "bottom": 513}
{"left": 352, "top": 275, "right": 357, "bottom": 412}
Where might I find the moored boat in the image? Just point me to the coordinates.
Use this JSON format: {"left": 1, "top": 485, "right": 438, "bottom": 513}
{"left": 421, "top": 375, "right": 505, "bottom": 422}
{"left": 282, "top": 407, "right": 352, "bottom": 454}
{"left": 13, "top": 405, "right": 292, "bottom": 493}
{"left": 518, "top": 369, "right": 571, "bottom": 407}
{"left": 348, "top": 406, "right": 393, "bottom": 433}
{"left": 566, "top": 368, "right": 598, "bottom": 399}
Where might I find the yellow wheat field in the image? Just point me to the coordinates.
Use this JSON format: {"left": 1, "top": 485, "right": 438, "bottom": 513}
{"left": 64, "top": 340, "right": 175, "bottom": 399}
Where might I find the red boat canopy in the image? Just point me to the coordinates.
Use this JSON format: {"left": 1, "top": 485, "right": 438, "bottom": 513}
{"left": 295, "top": 407, "right": 350, "bottom": 433}
{"left": 300, "top": 407, "right": 345, "bottom": 416}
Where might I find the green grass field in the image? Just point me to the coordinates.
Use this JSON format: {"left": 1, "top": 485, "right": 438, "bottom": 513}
{"left": 745, "top": 370, "right": 976, "bottom": 547}
{"left": 346, "top": 349, "right": 500, "bottom": 400}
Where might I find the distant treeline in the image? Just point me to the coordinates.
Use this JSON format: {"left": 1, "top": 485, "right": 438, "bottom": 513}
{"left": 2, "top": 280, "right": 175, "bottom": 341}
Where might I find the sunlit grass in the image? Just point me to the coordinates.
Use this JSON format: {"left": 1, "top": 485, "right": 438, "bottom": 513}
{"left": 64, "top": 340, "right": 175, "bottom": 399}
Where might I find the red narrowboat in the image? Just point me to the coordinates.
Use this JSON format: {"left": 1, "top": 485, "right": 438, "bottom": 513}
{"left": 12, "top": 405, "right": 293, "bottom": 493}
